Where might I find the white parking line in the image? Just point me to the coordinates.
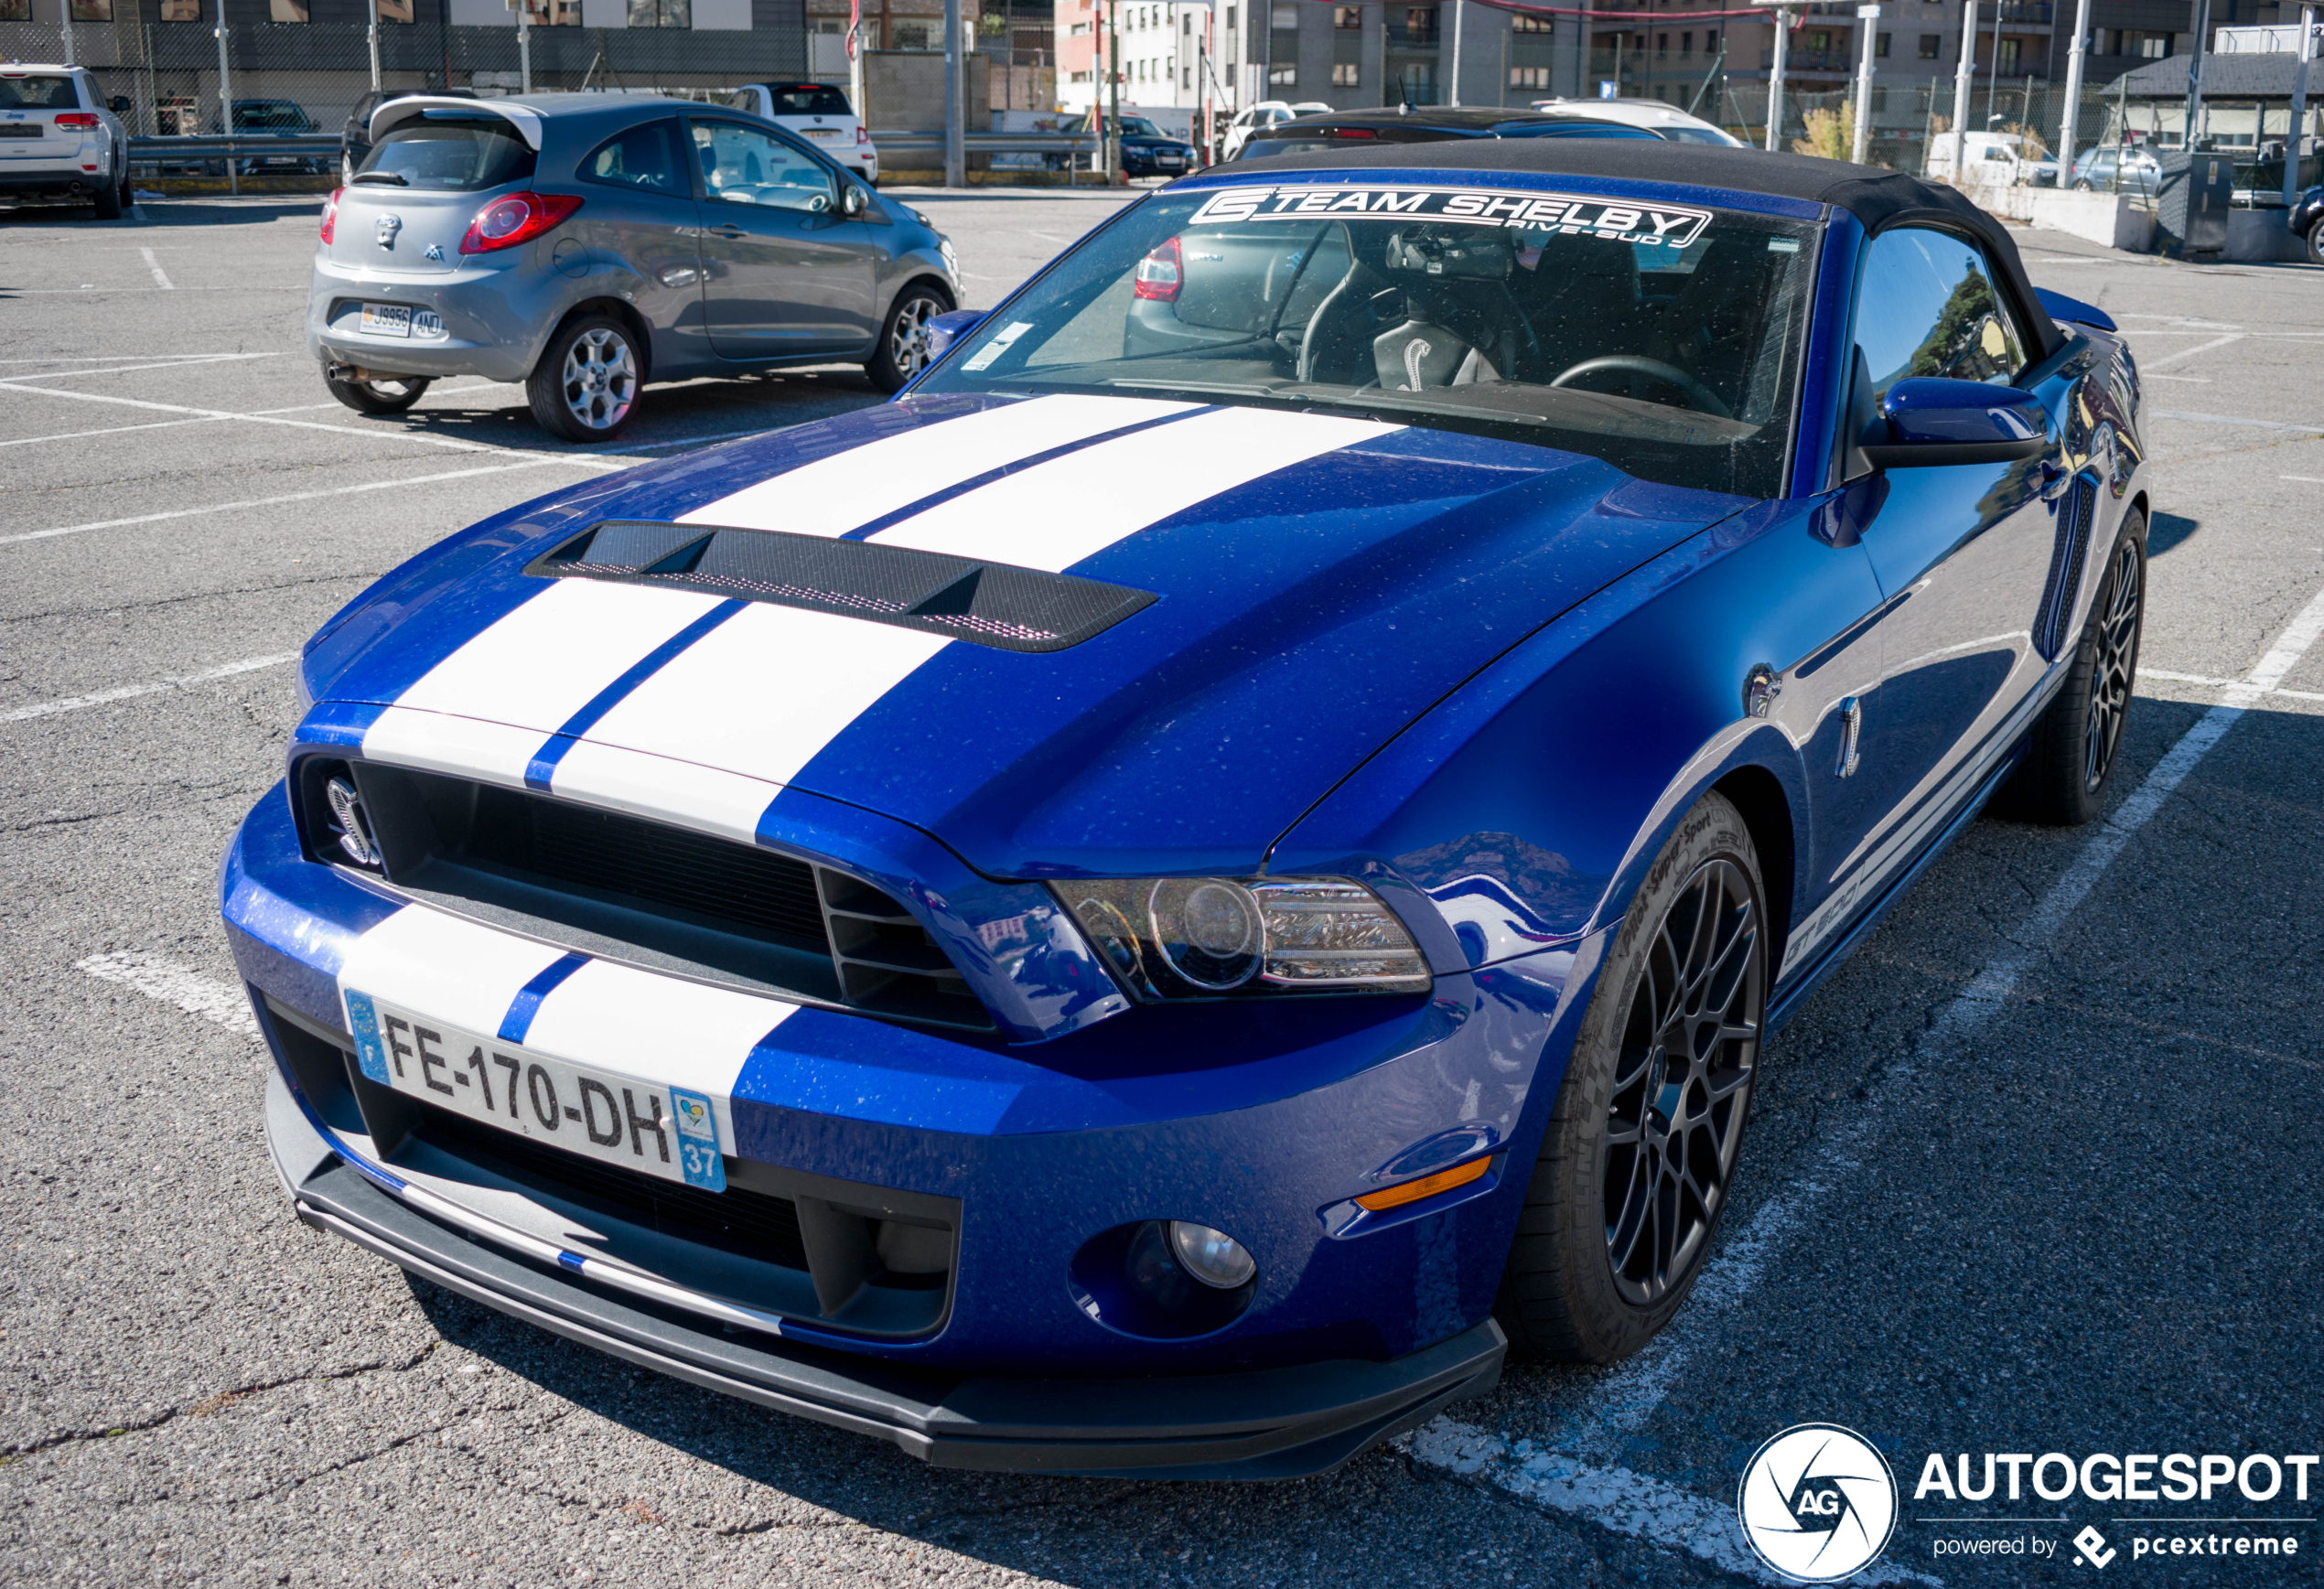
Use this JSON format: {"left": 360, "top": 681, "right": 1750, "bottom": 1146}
{"left": 2139, "top": 666, "right": 2324, "bottom": 703}
{"left": 1408, "top": 578, "right": 2324, "bottom": 1541}
{"left": 75, "top": 952, "right": 256, "bottom": 1038}
{"left": 2151, "top": 408, "right": 2324, "bottom": 433}
{"left": 0, "top": 456, "right": 613, "bottom": 546}
{"left": 2139, "top": 334, "right": 2244, "bottom": 370}
{"left": 1, "top": 652, "right": 295, "bottom": 725}
{"left": 139, "top": 247, "right": 174, "bottom": 289}
{"left": 0, "top": 355, "right": 277, "bottom": 383}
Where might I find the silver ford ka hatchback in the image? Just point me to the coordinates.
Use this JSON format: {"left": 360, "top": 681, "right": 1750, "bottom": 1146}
{"left": 309, "top": 93, "right": 961, "bottom": 440}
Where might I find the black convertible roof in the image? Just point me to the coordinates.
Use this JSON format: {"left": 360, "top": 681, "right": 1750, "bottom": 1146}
{"left": 1222, "top": 139, "right": 2062, "bottom": 358}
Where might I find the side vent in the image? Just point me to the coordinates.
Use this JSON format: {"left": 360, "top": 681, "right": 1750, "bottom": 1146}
{"left": 2032, "top": 476, "right": 2098, "bottom": 661}
{"left": 814, "top": 869, "right": 995, "bottom": 1032}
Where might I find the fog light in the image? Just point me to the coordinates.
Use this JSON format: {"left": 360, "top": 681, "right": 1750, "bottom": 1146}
{"left": 1167, "top": 1220, "right": 1256, "bottom": 1290}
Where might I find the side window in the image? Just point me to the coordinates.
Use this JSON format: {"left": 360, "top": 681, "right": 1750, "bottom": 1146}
{"left": 690, "top": 121, "right": 834, "bottom": 213}
{"left": 1852, "top": 226, "right": 2026, "bottom": 403}
{"left": 578, "top": 119, "right": 683, "bottom": 196}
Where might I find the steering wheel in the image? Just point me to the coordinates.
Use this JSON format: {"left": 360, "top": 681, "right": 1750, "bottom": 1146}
{"left": 1547, "top": 355, "right": 1733, "bottom": 420}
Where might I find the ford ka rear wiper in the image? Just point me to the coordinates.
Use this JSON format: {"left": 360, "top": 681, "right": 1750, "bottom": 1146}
{"left": 351, "top": 170, "right": 408, "bottom": 186}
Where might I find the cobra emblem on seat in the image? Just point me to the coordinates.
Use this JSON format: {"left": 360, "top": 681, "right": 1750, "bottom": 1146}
{"left": 1403, "top": 337, "right": 1432, "bottom": 392}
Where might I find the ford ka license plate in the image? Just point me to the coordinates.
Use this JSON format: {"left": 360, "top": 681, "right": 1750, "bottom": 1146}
{"left": 360, "top": 302, "right": 412, "bottom": 338}
{"left": 342, "top": 990, "right": 726, "bottom": 1192}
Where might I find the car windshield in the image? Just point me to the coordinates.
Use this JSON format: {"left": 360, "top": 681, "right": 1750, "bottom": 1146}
{"left": 1062, "top": 114, "right": 1165, "bottom": 138}
{"left": 0, "top": 75, "right": 76, "bottom": 109}
{"left": 920, "top": 181, "right": 1817, "bottom": 498}
{"left": 358, "top": 114, "right": 536, "bottom": 191}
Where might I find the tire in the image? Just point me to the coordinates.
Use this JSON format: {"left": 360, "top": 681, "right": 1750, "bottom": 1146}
{"left": 1997, "top": 508, "right": 2147, "bottom": 825}
{"left": 1493, "top": 791, "right": 1769, "bottom": 1364}
{"left": 324, "top": 370, "right": 431, "bottom": 414}
{"left": 117, "top": 173, "right": 134, "bottom": 211}
{"left": 2072, "top": 178, "right": 2094, "bottom": 192}
{"left": 92, "top": 178, "right": 122, "bottom": 220}
{"left": 525, "top": 313, "right": 641, "bottom": 442}
{"left": 865, "top": 281, "right": 952, "bottom": 393}
{"left": 2307, "top": 220, "right": 2324, "bottom": 267}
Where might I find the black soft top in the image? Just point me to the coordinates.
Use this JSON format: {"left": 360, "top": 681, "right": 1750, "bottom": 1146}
{"left": 1222, "top": 138, "right": 2061, "bottom": 359}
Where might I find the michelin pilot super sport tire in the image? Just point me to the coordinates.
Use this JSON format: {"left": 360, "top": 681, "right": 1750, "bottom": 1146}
{"left": 1997, "top": 507, "right": 2147, "bottom": 826}
{"left": 1493, "top": 791, "right": 1768, "bottom": 1365}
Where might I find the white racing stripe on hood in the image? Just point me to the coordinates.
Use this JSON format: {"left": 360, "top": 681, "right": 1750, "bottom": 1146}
{"left": 678, "top": 394, "right": 1199, "bottom": 537}
{"left": 546, "top": 738, "right": 785, "bottom": 845}
{"left": 388, "top": 578, "right": 731, "bottom": 734}
{"left": 334, "top": 903, "right": 573, "bottom": 1038}
{"left": 554, "top": 604, "right": 952, "bottom": 796}
{"left": 362, "top": 708, "right": 552, "bottom": 789}
{"left": 870, "top": 407, "right": 1403, "bottom": 570}
{"left": 533, "top": 407, "right": 1399, "bottom": 825}
{"left": 520, "top": 960, "right": 798, "bottom": 1147}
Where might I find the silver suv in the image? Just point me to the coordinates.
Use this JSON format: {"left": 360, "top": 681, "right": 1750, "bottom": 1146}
{"left": 310, "top": 93, "right": 961, "bottom": 441}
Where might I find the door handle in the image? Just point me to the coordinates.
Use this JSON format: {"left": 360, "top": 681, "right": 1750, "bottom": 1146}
{"left": 703, "top": 223, "right": 746, "bottom": 240}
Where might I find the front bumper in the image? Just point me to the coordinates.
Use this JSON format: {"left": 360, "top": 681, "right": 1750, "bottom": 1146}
{"left": 266, "top": 1065, "right": 1504, "bottom": 1477}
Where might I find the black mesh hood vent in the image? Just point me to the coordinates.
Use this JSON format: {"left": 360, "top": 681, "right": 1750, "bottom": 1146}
{"left": 524, "top": 520, "right": 1157, "bottom": 654}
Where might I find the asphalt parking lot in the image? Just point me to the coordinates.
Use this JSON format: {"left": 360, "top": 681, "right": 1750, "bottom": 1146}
{"left": 2, "top": 190, "right": 2321, "bottom": 1588}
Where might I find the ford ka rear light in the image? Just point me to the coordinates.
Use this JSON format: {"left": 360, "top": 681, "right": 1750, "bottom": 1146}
{"left": 1132, "top": 235, "right": 1182, "bottom": 301}
{"left": 318, "top": 187, "right": 342, "bottom": 242}
{"left": 458, "top": 191, "right": 583, "bottom": 254}
{"left": 856, "top": 125, "right": 869, "bottom": 144}
{"left": 55, "top": 112, "right": 100, "bottom": 129}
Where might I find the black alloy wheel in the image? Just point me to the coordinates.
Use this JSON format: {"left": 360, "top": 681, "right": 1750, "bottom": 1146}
{"left": 1602, "top": 856, "right": 1763, "bottom": 1309}
{"left": 2082, "top": 533, "right": 2144, "bottom": 796}
{"left": 1494, "top": 791, "right": 1768, "bottom": 1364}
{"left": 1996, "top": 508, "right": 2147, "bottom": 825}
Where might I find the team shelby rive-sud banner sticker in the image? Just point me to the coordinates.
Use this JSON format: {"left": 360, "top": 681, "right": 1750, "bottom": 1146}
{"left": 1185, "top": 185, "right": 1715, "bottom": 249}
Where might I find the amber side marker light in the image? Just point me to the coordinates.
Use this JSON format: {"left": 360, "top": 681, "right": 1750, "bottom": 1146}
{"left": 1353, "top": 1155, "right": 1490, "bottom": 1212}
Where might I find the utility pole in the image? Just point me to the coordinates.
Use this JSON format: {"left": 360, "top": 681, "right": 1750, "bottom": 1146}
{"left": 944, "top": 0, "right": 965, "bottom": 186}
{"left": 1449, "top": 0, "right": 1464, "bottom": 105}
{"left": 1951, "top": 0, "right": 1973, "bottom": 177}
{"left": 2286, "top": 5, "right": 2314, "bottom": 209}
{"left": 1108, "top": 0, "right": 1122, "bottom": 181}
{"left": 2053, "top": 0, "right": 2089, "bottom": 181}
{"left": 215, "top": 0, "right": 236, "bottom": 196}
{"left": 1985, "top": 0, "right": 2002, "bottom": 127}
{"left": 517, "top": 0, "right": 533, "bottom": 94}
{"left": 59, "top": 0, "right": 74, "bottom": 64}
{"left": 2183, "top": 0, "right": 2210, "bottom": 153}
{"left": 1756, "top": 0, "right": 1798, "bottom": 154}
{"left": 1851, "top": 2, "right": 1878, "bottom": 162}
{"left": 368, "top": 0, "right": 383, "bottom": 92}
{"left": 848, "top": 0, "right": 866, "bottom": 130}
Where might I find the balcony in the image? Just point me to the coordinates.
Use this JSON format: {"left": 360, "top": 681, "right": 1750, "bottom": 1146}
{"left": 1759, "top": 48, "right": 1860, "bottom": 71}
{"left": 1386, "top": 22, "right": 1440, "bottom": 47}
{"left": 1976, "top": 2, "right": 2054, "bottom": 25}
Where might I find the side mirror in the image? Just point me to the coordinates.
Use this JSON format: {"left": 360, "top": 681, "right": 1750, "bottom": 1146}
{"left": 842, "top": 181, "right": 866, "bottom": 217}
{"left": 922, "top": 308, "right": 990, "bottom": 364}
{"left": 1859, "top": 378, "right": 2050, "bottom": 468}
{"left": 111, "top": 95, "right": 131, "bottom": 113}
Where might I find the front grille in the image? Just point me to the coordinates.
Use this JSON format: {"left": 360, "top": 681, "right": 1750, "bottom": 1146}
{"left": 415, "top": 1105, "right": 810, "bottom": 1270}
{"left": 466, "top": 785, "right": 829, "bottom": 953}
{"left": 302, "top": 763, "right": 995, "bottom": 1032}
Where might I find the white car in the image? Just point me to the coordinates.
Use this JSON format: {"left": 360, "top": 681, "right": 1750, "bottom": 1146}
{"left": 1530, "top": 97, "right": 1745, "bottom": 147}
{"left": 0, "top": 64, "right": 131, "bottom": 218}
{"left": 1221, "top": 100, "right": 1334, "bottom": 161}
{"left": 1924, "top": 129, "right": 2057, "bottom": 186}
{"left": 725, "top": 81, "right": 877, "bottom": 186}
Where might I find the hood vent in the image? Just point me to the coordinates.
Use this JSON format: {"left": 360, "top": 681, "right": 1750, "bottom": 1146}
{"left": 525, "top": 520, "right": 1157, "bottom": 654}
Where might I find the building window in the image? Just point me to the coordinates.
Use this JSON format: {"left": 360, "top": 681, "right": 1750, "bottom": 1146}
{"left": 1510, "top": 64, "right": 1551, "bottom": 87}
{"left": 1225, "top": 60, "right": 1236, "bottom": 85}
{"left": 1332, "top": 60, "right": 1359, "bottom": 83}
{"left": 629, "top": 0, "right": 690, "bottom": 27}
{"left": 1272, "top": 3, "right": 1296, "bottom": 25}
{"left": 1995, "top": 35, "right": 2019, "bottom": 70}
{"left": 890, "top": 16, "right": 938, "bottom": 46}
{"left": 1655, "top": 30, "right": 1667, "bottom": 53}
{"left": 1183, "top": 65, "right": 1191, "bottom": 83}
{"left": 1874, "top": 30, "right": 1888, "bottom": 55}
{"left": 1398, "top": 61, "right": 1433, "bottom": 102}
{"left": 158, "top": 0, "right": 199, "bottom": 17}
{"left": 70, "top": 0, "right": 114, "bottom": 17}
{"left": 1069, "top": 19, "right": 1088, "bottom": 33}
{"left": 1070, "top": 67, "right": 1092, "bottom": 81}
{"left": 1225, "top": 5, "right": 1234, "bottom": 31}
{"left": 1680, "top": 30, "right": 1691, "bottom": 53}
{"left": 1918, "top": 31, "right": 1939, "bottom": 57}
{"left": 1335, "top": 3, "right": 1361, "bottom": 24}
{"left": 0, "top": 0, "right": 28, "bottom": 17}
{"left": 1512, "top": 12, "right": 1551, "bottom": 29}
{"left": 1270, "top": 62, "right": 1296, "bottom": 83}
{"left": 1183, "top": 12, "right": 1191, "bottom": 32}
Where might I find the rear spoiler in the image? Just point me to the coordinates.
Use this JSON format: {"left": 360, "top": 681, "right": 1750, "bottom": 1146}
{"left": 369, "top": 95, "right": 545, "bottom": 151}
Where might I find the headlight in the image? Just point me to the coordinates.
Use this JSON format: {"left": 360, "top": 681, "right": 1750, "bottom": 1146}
{"left": 1053, "top": 875, "right": 1430, "bottom": 999}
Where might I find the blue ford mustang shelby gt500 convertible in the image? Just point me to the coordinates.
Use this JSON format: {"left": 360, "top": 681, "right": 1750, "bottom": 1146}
{"left": 227, "top": 139, "right": 2149, "bottom": 1478}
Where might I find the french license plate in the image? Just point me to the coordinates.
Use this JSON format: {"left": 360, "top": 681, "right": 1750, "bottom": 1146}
{"left": 343, "top": 990, "right": 727, "bottom": 1192}
{"left": 0, "top": 124, "right": 38, "bottom": 139}
{"left": 265, "top": 155, "right": 299, "bottom": 166}
{"left": 360, "top": 302, "right": 412, "bottom": 338}
{"left": 804, "top": 127, "right": 839, "bottom": 139}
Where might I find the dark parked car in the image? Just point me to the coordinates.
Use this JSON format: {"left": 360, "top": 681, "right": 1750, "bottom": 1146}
{"left": 210, "top": 97, "right": 326, "bottom": 175}
{"left": 1234, "top": 105, "right": 1661, "bottom": 161}
{"left": 310, "top": 93, "right": 959, "bottom": 437}
{"left": 1055, "top": 113, "right": 1196, "bottom": 178}
{"left": 2293, "top": 181, "right": 2324, "bottom": 264}
{"left": 341, "top": 87, "right": 478, "bottom": 183}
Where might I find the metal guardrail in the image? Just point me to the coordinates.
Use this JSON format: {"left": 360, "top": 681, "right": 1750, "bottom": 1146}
{"left": 128, "top": 135, "right": 341, "bottom": 161}
{"left": 868, "top": 131, "right": 1099, "bottom": 157}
